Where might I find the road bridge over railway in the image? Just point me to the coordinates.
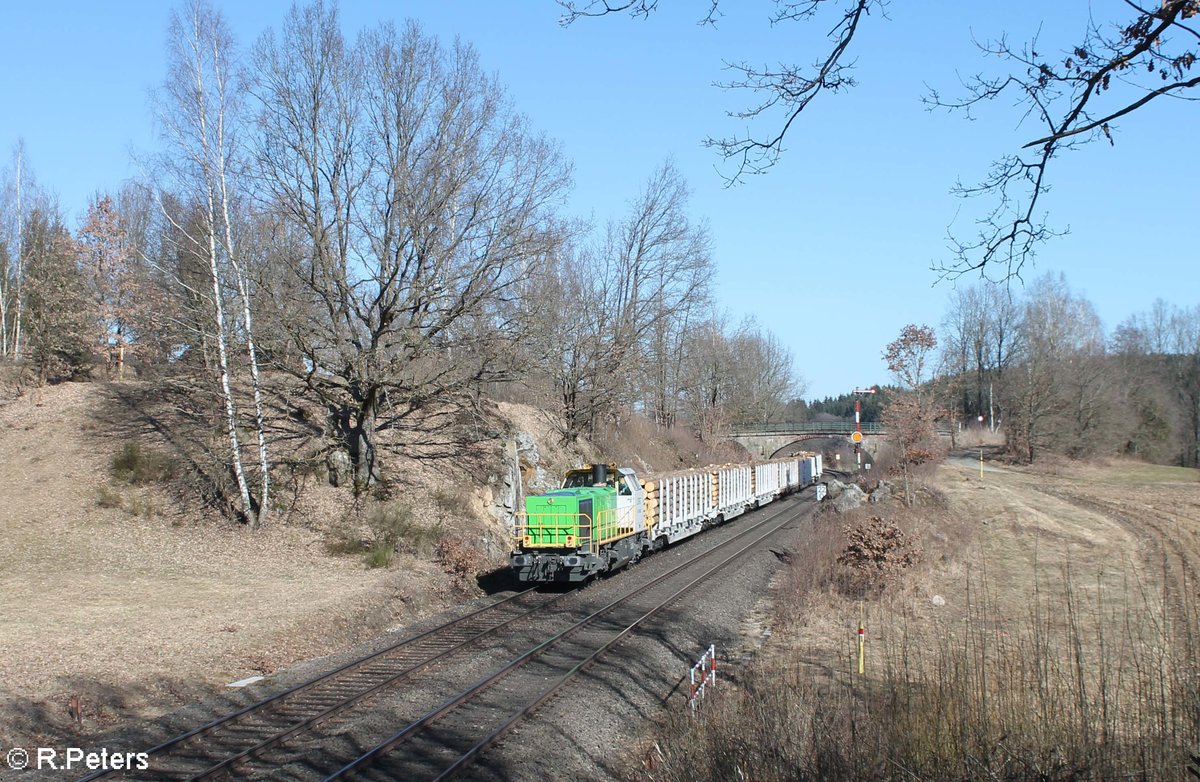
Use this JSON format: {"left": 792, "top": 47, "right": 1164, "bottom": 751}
{"left": 730, "top": 422, "right": 888, "bottom": 459}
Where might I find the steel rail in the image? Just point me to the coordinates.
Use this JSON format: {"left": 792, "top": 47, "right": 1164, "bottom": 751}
{"left": 74, "top": 586, "right": 555, "bottom": 782}
{"left": 325, "top": 494, "right": 810, "bottom": 781}
{"left": 436, "top": 507, "right": 801, "bottom": 781}
{"left": 179, "top": 588, "right": 571, "bottom": 781}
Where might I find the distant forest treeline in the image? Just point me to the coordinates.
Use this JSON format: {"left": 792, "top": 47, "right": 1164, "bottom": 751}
{"left": 781, "top": 391, "right": 890, "bottom": 424}
{"left": 781, "top": 276, "right": 1198, "bottom": 468}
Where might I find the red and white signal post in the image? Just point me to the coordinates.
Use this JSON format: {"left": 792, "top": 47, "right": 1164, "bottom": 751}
{"left": 852, "top": 387, "right": 876, "bottom": 468}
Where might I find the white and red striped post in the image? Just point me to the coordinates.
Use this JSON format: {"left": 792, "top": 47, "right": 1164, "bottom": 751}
{"left": 852, "top": 387, "right": 876, "bottom": 468}
{"left": 688, "top": 644, "right": 717, "bottom": 713}
{"left": 855, "top": 397, "right": 861, "bottom": 467}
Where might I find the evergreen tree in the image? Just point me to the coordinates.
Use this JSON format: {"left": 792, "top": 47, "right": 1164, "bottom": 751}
{"left": 22, "top": 208, "right": 92, "bottom": 384}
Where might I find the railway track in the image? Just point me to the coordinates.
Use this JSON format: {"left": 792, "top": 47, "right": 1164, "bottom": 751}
{"left": 323, "top": 494, "right": 812, "bottom": 781}
{"left": 76, "top": 491, "right": 813, "bottom": 782}
{"left": 77, "top": 587, "right": 568, "bottom": 782}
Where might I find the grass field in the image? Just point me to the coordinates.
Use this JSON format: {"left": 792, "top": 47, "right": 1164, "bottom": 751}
{"left": 633, "top": 456, "right": 1200, "bottom": 781}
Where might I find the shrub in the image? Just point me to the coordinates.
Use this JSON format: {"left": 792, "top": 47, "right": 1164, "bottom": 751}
{"left": 127, "top": 494, "right": 160, "bottom": 518}
{"left": 96, "top": 485, "right": 124, "bottom": 509}
{"left": 836, "top": 515, "right": 920, "bottom": 597}
{"left": 437, "top": 535, "right": 479, "bottom": 579}
{"left": 432, "top": 486, "right": 472, "bottom": 519}
{"left": 111, "top": 442, "right": 177, "bottom": 485}
{"left": 364, "top": 541, "right": 394, "bottom": 569}
{"left": 324, "top": 528, "right": 365, "bottom": 557}
{"left": 358, "top": 502, "right": 446, "bottom": 567}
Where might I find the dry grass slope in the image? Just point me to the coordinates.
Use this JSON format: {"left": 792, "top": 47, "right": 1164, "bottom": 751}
{"left": 0, "top": 383, "right": 478, "bottom": 748}
{"left": 630, "top": 458, "right": 1200, "bottom": 781}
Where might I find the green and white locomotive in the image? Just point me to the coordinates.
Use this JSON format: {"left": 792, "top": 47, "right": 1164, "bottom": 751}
{"left": 510, "top": 455, "right": 823, "bottom": 584}
{"left": 510, "top": 463, "right": 648, "bottom": 583}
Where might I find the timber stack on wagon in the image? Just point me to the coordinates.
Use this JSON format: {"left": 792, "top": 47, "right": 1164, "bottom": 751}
{"left": 512, "top": 453, "right": 823, "bottom": 583}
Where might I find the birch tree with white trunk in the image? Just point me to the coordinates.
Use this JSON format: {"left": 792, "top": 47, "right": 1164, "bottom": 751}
{"left": 0, "top": 141, "right": 31, "bottom": 359}
{"left": 155, "top": 0, "right": 269, "bottom": 526}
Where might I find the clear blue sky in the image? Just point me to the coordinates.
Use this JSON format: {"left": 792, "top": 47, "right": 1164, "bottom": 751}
{"left": 2, "top": 1, "right": 1195, "bottom": 400}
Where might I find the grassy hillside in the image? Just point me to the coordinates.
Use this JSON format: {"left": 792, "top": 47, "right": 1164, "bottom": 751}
{"left": 633, "top": 457, "right": 1200, "bottom": 781}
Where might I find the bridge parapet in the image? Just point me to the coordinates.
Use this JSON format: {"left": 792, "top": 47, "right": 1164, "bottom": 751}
{"left": 730, "top": 420, "right": 953, "bottom": 460}
{"left": 731, "top": 421, "right": 887, "bottom": 436}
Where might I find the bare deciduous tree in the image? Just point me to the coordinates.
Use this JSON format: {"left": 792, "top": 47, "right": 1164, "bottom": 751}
{"left": 1165, "top": 304, "right": 1200, "bottom": 468}
{"left": 252, "top": 9, "right": 570, "bottom": 486}
{"left": 559, "top": 0, "right": 876, "bottom": 183}
{"left": 560, "top": 1, "right": 1200, "bottom": 278}
{"left": 678, "top": 314, "right": 732, "bottom": 441}
{"left": 1006, "top": 274, "right": 1106, "bottom": 463}
{"left": 611, "top": 162, "right": 713, "bottom": 428}
{"left": 883, "top": 323, "right": 940, "bottom": 506}
{"left": 941, "top": 283, "right": 1020, "bottom": 431}
{"left": 1, "top": 141, "right": 35, "bottom": 359}
{"left": 530, "top": 161, "right": 711, "bottom": 442}
{"left": 930, "top": 0, "right": 1200, "bottom": 279}
{"left": 528, "top": 240, "right": 607, "bottom": 442}
{"left": 723, "top": 317, "right": 798, "bottom": 426}
{"left": 156, "top": 0, "right": 268, "bottom": 526}
{"left": 0, "top": 241, "right": 9, "bottom": 352}
{"left": 111, "top": 182, "right": 179, "bottom": 371}
{"left": 679, "top": 312, "right": 798, "bottom": 440}
{"left": 1115, "top": 300, "right": 1200, "bottom": 467}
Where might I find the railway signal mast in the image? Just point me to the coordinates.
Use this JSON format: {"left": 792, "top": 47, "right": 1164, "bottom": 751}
{"left": 852, "top": 387, "right": 876, "bottom": 468}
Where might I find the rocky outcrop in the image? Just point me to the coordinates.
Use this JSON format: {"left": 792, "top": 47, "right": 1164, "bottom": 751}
{"left": 489, "top": 432, "right": 550, "bottom": 526}
{"left": 823, "top": 478, "right": 897, "bottom": 512}
{"left": 831, "top": 483, "right": 867, "bottom": 512}
{"left": 868, "top": 480, "right": 894, "bottom": 506}
{"left": 823, "top": 479, "right": 867, "bottom": 512}
{"left": 326, "top": 450, "right": 352, "bottom": 487}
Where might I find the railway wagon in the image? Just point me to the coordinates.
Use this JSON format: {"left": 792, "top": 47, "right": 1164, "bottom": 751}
{"left": 511, "top": 454, "right": 822, "bottom": 583}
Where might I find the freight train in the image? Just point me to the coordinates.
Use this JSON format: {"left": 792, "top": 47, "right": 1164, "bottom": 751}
{"left": 510, "top": 454, "right": 823, "bottom": 583}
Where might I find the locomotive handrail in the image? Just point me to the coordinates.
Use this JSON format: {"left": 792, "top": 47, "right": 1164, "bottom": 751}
{"left": 515, "top": 509, "right": 624, "bottom": 549}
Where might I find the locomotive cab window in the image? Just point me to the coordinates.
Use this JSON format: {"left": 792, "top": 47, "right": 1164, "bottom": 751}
{"left": 619, "top": 477, "right": 634, "bottom": 496}
{"left": 563, "top": 471, "right": 616, "bottom": 489}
